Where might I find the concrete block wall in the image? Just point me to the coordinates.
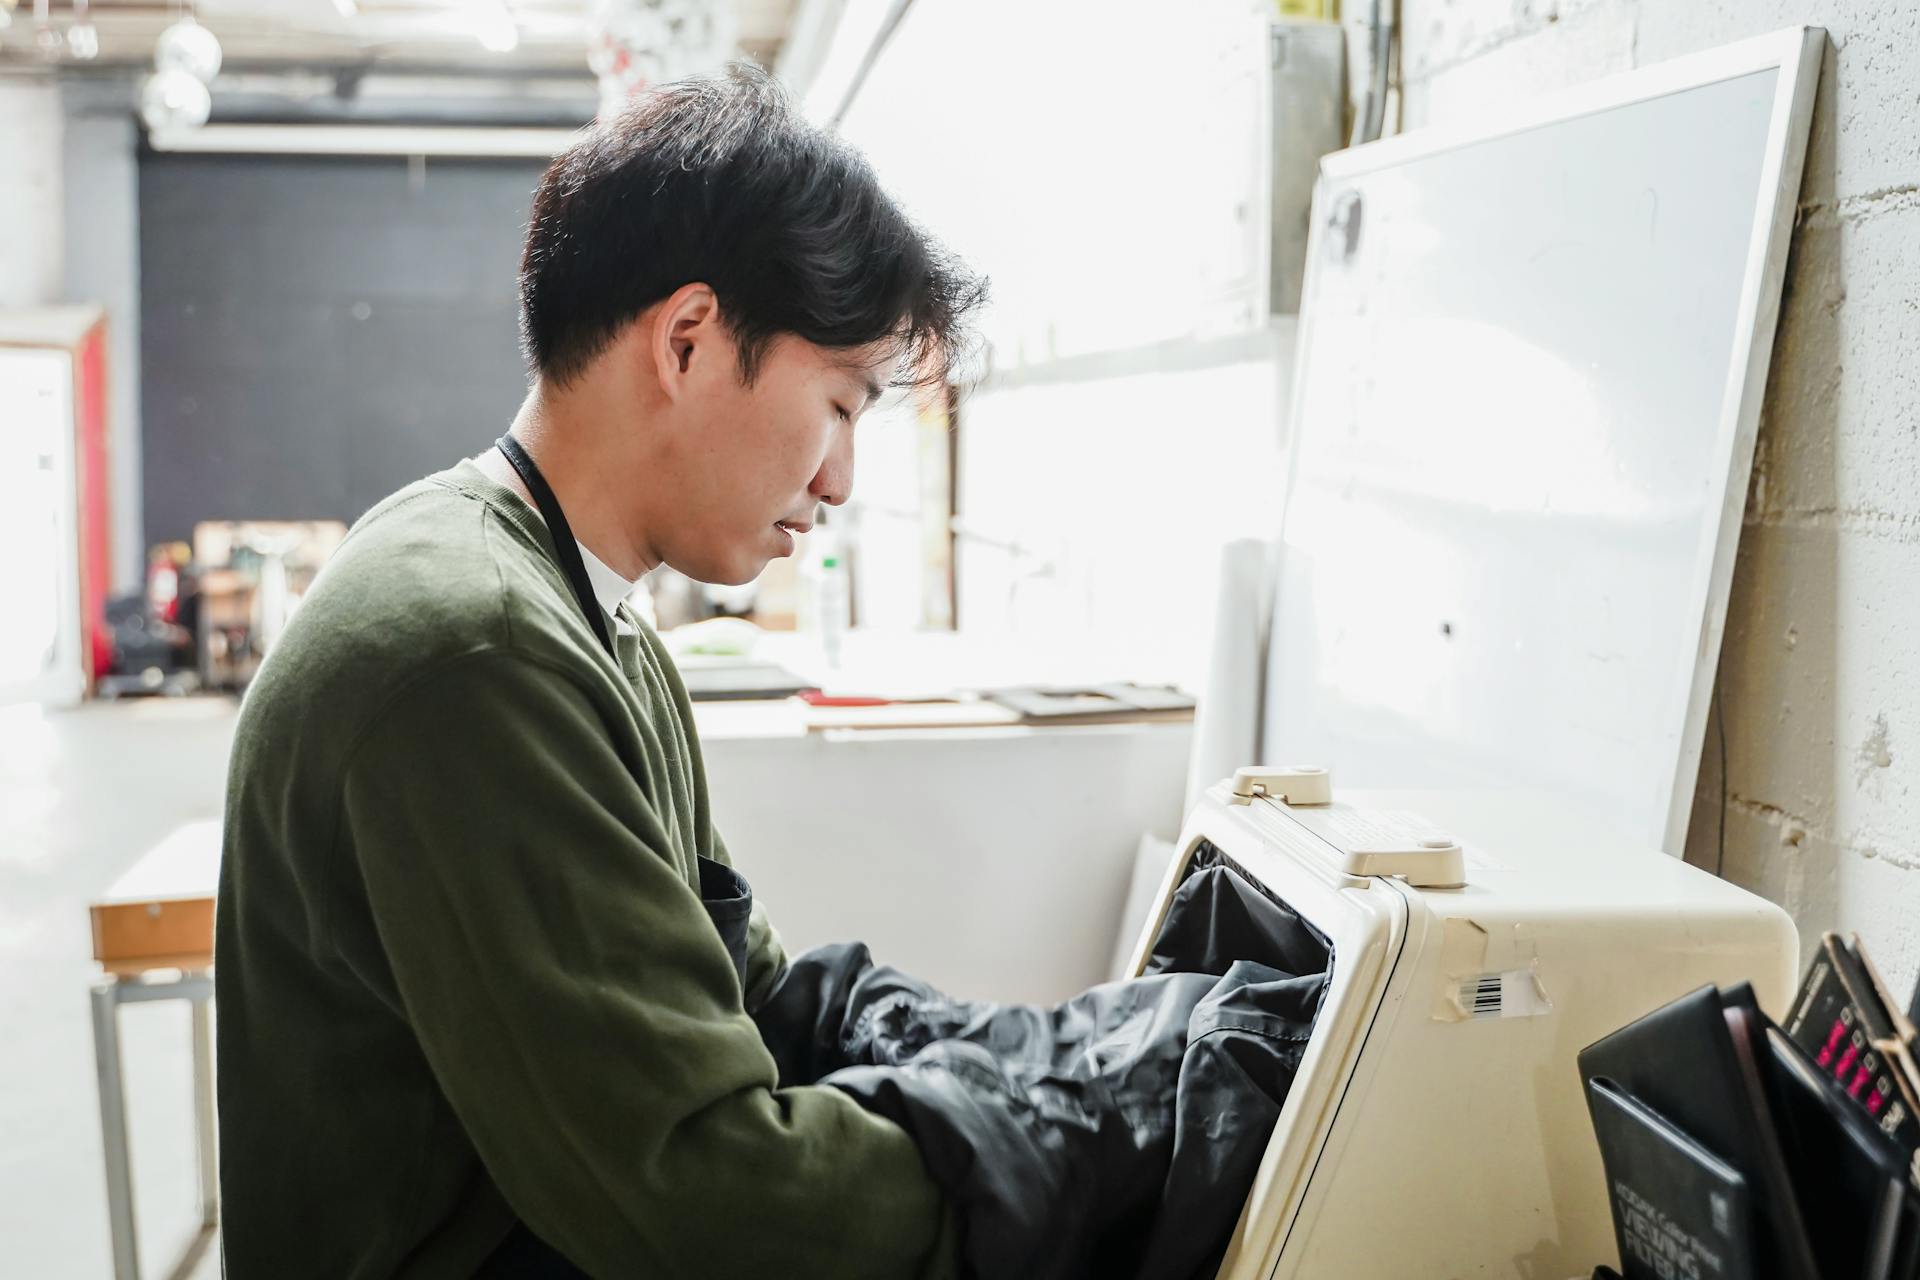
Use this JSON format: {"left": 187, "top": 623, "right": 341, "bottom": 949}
{"left": 1383, "top": 0, "right": 1920, "bottom": 990}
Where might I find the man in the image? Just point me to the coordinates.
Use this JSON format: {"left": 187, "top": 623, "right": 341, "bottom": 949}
{"left": 215, "top": 65, "right": 985, "bottom": 1278}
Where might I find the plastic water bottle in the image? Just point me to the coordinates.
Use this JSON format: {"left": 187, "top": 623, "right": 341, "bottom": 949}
{"left": 818, "top": 553, "right": 850, "bottom": 668}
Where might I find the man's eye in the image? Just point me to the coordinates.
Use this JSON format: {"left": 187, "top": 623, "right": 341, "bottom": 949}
{"left": 835, "top": 405, "right": 852, "bottom": 423}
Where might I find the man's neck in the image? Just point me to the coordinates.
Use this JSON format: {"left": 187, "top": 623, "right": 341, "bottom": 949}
{"left": 479, "top": 390, "right": 658, "bottom": 580}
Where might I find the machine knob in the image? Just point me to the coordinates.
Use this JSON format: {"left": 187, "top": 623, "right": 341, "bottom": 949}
{"left": 1229, "top": 766, "right": 1333, "bottom": 807}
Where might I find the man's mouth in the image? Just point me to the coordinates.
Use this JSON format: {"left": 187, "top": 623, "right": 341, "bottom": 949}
{"left": 775, "top": 520, "right": 813, "bottom": 534}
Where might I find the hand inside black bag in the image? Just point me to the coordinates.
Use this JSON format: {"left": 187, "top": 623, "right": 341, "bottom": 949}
{"left": 752, "top": 847, "right": 1332, "bottom": 1280}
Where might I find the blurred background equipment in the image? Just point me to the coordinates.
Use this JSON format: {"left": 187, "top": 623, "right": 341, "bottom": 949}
{"left": 0, "top": 0, "right": 795, "bottom": 86}
{"left": 589, "top": 0, "right": 738, "bottom": 118}
{"left": 95, "top": 579, "right": 198, "bottom": 700}
{"left": 191, "top": 519, "right": 344, "bottom": 691}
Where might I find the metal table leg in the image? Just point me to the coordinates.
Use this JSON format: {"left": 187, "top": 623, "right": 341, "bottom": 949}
{"left": 89, "top": 970, "right": 218, "bottom": 1280}
{"left": 191, "top": 993, "right": 218, "bottom": 1228}
{"left": 90, "top": 980, "right": 142, "bottom": 1280}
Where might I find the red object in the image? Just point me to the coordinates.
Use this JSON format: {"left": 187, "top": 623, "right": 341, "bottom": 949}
{"left": 795, "top": 690, "right": 891, "bottom": 707}
{"left": 149, "top": 562, "right": 181, "bottom": 624}
{"left": 75, "top": 321, "right": 113, "bottom": 685}
{"left": 1818, "top": 1018, "right": 1847, "bottom": 1067}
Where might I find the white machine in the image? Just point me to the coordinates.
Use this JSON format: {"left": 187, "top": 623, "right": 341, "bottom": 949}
{"left": 1129, "top": 769, "right": 1796, "bottom": 1278}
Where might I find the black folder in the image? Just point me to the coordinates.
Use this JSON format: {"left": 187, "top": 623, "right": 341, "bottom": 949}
{"left": 1579, "top": 985, "right": 1820, "bottom": 1280}
{"left": 1586, "top": 1076, "right": 1753, "bottom": 1280}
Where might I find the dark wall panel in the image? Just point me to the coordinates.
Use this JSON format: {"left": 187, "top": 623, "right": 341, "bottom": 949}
{"left": 139, "top": 152, "right": 548, "bottom": 547}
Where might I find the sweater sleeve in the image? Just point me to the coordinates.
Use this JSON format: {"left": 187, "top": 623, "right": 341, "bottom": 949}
{"left": 710, "top": 827, "right": 790, "bottom": 1012}
{"left": 340, "top": 647, "right": 957, "bottom": 1280}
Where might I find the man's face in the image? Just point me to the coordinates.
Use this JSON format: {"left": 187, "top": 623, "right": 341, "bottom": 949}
{"left": 651, "top": 327, "right": 895, "bottom": 586}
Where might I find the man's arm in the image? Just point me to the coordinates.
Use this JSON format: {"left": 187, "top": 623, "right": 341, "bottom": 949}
{"left": 709, "top": 828, "right": 790, "bottom": 1012}
{"left": 637, "top": 613, "right": 791, "bottom": 1013}
{"left": 342, "top": 647, "right": 955, "bottom": 1279}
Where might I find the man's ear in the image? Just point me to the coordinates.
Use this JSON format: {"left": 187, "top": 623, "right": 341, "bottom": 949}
{"left": 650, "top": 282, "right": 721, "bottom": 403}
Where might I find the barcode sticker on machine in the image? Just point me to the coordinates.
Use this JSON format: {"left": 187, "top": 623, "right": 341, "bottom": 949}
{"left": 1451, "top": 968, "right": 1552, "bottom": 1021}
{"left": 1463, "top": 975, "right": 1505, "bottom": 1017}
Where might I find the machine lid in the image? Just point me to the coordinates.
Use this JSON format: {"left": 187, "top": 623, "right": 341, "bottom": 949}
{"left": 1229, "top": 766, "right": 1467, "bottom": 888}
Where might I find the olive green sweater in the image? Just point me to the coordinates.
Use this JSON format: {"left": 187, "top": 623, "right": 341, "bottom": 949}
{"left": 214, "top": 460, "right": 956, "bottom": 1279}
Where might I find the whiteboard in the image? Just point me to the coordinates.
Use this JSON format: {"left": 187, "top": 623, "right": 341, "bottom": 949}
{"left": 1260, "top": 29, "right": 1823, "bottom": 853}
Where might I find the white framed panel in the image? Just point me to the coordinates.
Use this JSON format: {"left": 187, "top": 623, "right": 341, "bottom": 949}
{"left": 1261, "top": 29, "right": 1824, "bottom": 852}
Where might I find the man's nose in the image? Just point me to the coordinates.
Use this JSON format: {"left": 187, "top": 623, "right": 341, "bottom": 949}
{"left": 810, "top": 432, "right": 854, "bottom": 506}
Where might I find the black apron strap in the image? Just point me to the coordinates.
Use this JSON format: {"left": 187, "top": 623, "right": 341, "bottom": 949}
{"left": 494, "top": 434, "right": 617, "bottom": 658}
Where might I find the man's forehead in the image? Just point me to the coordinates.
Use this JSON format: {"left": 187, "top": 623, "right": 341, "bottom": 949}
{"left": 829, "top": 343, "right": 901, "bottom": 401}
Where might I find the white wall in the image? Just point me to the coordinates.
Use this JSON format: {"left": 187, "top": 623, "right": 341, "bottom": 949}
{"left": 0, "top": 77, "right": 64, "bottom": 307}
{"left": 1389, "top": 0, "right": 1920, "bottom": 991}
{"left": 2, "top": 73, "right": 144, "bottom": 595}
{"left": 61, "top": 84, "right": 145, "bottom": 594}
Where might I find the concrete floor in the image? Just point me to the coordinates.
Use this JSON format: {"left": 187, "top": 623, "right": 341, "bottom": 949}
{"left": 1, "top": 696, "right": 235, "bottom": 1280}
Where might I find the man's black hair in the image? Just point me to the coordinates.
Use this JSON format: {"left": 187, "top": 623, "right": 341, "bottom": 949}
{"left": 520, "top": 63, "right": 985, "bottom": 391}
